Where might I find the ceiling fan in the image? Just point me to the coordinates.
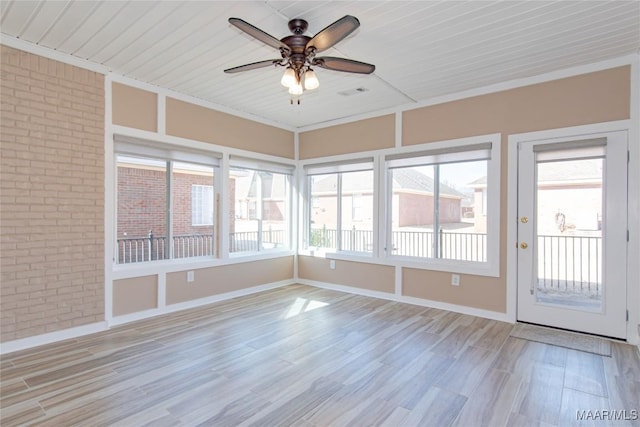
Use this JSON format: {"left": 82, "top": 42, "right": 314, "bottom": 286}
{"left": 224, "top": 15, "right": 375, "bottom": 102}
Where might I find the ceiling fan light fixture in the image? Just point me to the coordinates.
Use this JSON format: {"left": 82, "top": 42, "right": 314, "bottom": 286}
{"left": 281, "top": 67, "right": 296, "bottom": 88}
{"left": 288, "top": 81, "right": 303, "bottom": 95}
{"left": 303, "top": 69, "right": 319, "bottom": 90}
{"left": 226, "top": 15, "right": 375, "bottom": 104}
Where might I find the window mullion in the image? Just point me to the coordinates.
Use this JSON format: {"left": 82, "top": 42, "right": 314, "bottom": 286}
{"left": 166, "top": 160, "right": 173, "bottom": 260}
{"left": 434, "top": 164, "right": 440, "bottom": 259}
{"left": 257, "top": 172, "right": 263, "bottom": 252}
{"left": 211, "top": 173, "right": 217, "bottom": 257}
{"left": 337, "top": 173, "right": 343, "bottom": 250}
{"left": 385, "top": 167, "right": 392, "bottom": 256}
{"left": 305, "top": 176, "right": 311, "bottom": 249}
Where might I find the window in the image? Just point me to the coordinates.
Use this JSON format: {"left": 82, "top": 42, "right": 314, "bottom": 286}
{"left": 115, "top": 138, "right": 219, "bottom": 264}
{"left": 306, "top": 159, "right": 374, "bottom": 253}
{"left": 192, "top": 185, "right": 214, "bottom": 226}
{"left": 229, "top": 157, "right": 293, "bottom": 253}
{"left": 386, "top": 141, "right": 497, "bottom": 267}
{"left": 352, "top": 194, "right": 363, "bottom": 221}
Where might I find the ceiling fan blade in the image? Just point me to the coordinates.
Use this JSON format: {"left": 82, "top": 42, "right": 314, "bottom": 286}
{"left": 306, "top": 15, "right": 360, "bottom": 53}
{"left": 313, "top": 57, "right": 375, "bottom": 74}
{"left": 228, "top": 18, "right": 291, "bottom": 53}
{"left": 224, "top": 59, "right": 282, "bottom": 73}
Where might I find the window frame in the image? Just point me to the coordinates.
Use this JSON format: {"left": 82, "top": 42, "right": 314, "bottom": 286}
{"left": 384, "top": 135, "right": 501, "bottom": 277}
{"left": 114, "top": 137, "right": 221, "bottom": 265}
{"left": 228, "top": 156, "right": 294, "bottom": 256}
{"left": 303, "top": 158, "right": 375, "bottom": 256}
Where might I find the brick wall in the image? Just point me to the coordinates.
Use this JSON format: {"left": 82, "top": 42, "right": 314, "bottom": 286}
{"left": 0, "top": 46, "right": 105, "bottom": 342}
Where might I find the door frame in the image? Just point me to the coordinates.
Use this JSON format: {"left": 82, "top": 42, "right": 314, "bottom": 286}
{"left": 506, "top": 120, "right": 637, "bottom": 343}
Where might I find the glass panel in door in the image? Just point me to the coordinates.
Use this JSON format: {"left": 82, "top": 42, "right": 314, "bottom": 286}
{"left": 535, "top": 157, "right": 603, "bottom": 312}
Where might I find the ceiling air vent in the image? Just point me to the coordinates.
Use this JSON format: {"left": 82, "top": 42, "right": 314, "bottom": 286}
{"left": 337, "top": 87, "right": 369, "bottom": 97}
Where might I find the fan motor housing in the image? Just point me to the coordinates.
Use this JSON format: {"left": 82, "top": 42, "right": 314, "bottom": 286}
{"left": 281, "top": 35, "right": 311, "bottom": 54}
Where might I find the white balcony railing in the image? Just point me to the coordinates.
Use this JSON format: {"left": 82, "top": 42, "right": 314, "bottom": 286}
{"left": 118, "top": 230, "right": 601, "bottom": 299}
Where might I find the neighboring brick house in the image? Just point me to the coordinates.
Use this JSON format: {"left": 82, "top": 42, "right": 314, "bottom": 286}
{"left": 310, "top": 168, "right": 464, "bottom": 230}
{"left": 117, "top": 160, "right": 214, "bottom": 239}
{"left": 232, "top": 170, "right": 287, "bottom": 222}
{"left": 117, "top": 163, "right": 286, "bottom": 242}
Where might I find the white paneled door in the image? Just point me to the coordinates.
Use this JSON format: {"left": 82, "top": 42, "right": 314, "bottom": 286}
{"left": 517, "top": 131, "right": 628, "bottom": 339}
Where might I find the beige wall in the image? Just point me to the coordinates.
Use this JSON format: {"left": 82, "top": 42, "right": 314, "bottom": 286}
{"left": 113, "top": 275, "right": 157, "bottom": 316}
{"left": 299, "top": 114, "right": 395, "bottom": 159}
{"left": 300, "top": 66, "right": 630, "bottom": 314}
{"left": 166, "top": 98, "right": 295, "bottom": 159}
{"left": 403, "top": 66, "right": 630, "bottom": 146}
{"left": 112, "top": 83, "right": 157, "bottom": 132}
{"left": 0, "top": 46, "right": 105, "bottom": 342}
{"left": 166, "top": 257, "right": 294, "bottom": 305}
{"left": 298, "top": 256, "right": 395, "bottom": 294}
{"left": 402, "top": 268, "right": 505, "bottom": 312}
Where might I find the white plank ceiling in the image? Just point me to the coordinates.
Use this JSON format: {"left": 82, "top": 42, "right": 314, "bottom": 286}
{"left": 1, "top": 1, "right": 639, "bottom": 129}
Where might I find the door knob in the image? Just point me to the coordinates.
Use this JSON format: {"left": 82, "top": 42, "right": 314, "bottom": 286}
{"left": 520, "top": 216, "right": 528, "bottom": 223}
{"left": 520, "top": 242, "right": 528, "bottom": 249}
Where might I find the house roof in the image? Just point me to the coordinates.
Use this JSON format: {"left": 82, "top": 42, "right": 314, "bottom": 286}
{"left": 468, "top": 158, "right": 603, "bottom": 188}
{"left": 235, "top": 170, "right": 288, "bottom": 200}
{"left": 312, "top": 168, "right": 464, "bottom": 198}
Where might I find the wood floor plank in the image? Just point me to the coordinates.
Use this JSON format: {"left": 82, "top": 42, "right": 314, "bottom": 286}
{"left": 430, "top": 324, "right": 481, "bottom": 357}
{"left": 558, "top": 387, "right": 612, "bottom": 427}
{"left": 492, "top": 337, "right": 568, "bottom": 380}
{"left": 116, "top": 409, "right": 180, "bottom": 427}
{"left": 401, "top": 386, "right": 468, "bottom": 427}
{"left": 434, "top": 345, "right": 498, "bottom": 396}
{"left": 164, "top": 376, "right": 250, "bottom": 424}
{"left": 607, "top": 342, "right": 640, "bottom": 382}
{"left": 564, "top": 348, "right": 609, "bottom": 397}
{"left": 303, "top": 363, "right": 402, "bottom": 425}
{"left": 383, "top": 351, "right": 456, "bottom": 410}
{"left": 605, "top": 375, "right": 640, "bottom": 422}
{"left": 0, "top": 378, "right": 28, "bottom": 400}
{"left": 23, "top": 340, "right": 164, "bottom": 387}
{"left": 452, "top": 368, "right": 523, "bottom": 427}
{"left": 0, "top": 367, "right": 117, "bottom": 410}
{"left": 1, "top": 284, "right": 637, "bottom": 427}
{"left": 507, "top": 412, "right": 557, "bottom": 427}
{"left": 512, "top": 361, "right": 565, "bottom": 425}
{"left": 471, "top": 320, "right": 514, "bottom": 351}
{"left": 379, "top": 328, "right": 441, "bottom": 367}
{"left": 245, "top": 377, "right": 342, "bottom": 427}
{"left": 344, "top": 397, "right": 403, "bottom": 427}
{"left": 192, "top": 391, "right": 272, "bottom": 427}
{"left": 0, "top": 400, "right": 46, "bottom": 427}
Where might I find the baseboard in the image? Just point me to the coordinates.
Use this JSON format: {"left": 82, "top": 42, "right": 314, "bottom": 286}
{"left": 297, "top": 279, "right": 512, "bottom": 323}
{"left": 0, "top": 321, "right": 109, "bottom": 355}
{"left": 109, "top": 280, "right": 294, "bottom": 327}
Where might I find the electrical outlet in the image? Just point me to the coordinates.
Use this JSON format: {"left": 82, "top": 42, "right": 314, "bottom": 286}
{"left": 187, "top": 271, "right": 194, "bottom": 283}
{"left": 329, "top": 260, "right": 336, "bottom": 270}
{"left": 451, "top": 274, "right": 460, "bottom": 286}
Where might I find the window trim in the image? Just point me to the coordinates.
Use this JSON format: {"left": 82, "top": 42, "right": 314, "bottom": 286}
{"left": 303, "top": 159, "right": 376, "bottom": 256}
{"left": 114, "top": 142, "right": 220, "bottom": 265}
{"left": 384, "top": 134, "right": 501, "bottom": 277}
{"left": 228, "top": 158, "right": 294, "bottom": 255}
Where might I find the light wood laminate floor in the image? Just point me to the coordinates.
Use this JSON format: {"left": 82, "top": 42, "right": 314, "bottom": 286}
{"left": 1, "top": 284, "right": 639, "bottom": 426}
